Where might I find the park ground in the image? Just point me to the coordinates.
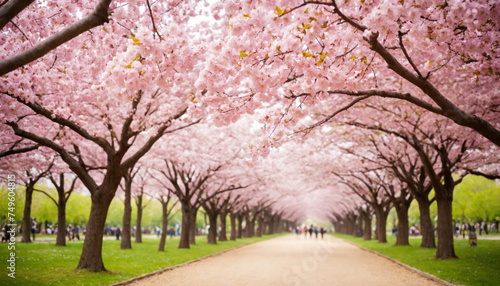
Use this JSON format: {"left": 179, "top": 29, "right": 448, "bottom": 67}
{"left": 3, "top": 232, "right": 499, "bottom": 285}
{"left": 120, "top": 234, "right": 452, "bottom": 286}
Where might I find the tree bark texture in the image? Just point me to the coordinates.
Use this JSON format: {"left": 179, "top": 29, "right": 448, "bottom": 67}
{"left": 158, "top": 201, "right": 168, "bottom": 252}
{"left": 21, "top": 185, "right": 34, "bottom": 243}
{"left": 135, "top": 194, "right": 143, "bottom": 243}
{"left": 219, "top": 211, "right": 228, "bottom": 242}
{"left": 77, "top": 193, "right": 114, "bottom": 271}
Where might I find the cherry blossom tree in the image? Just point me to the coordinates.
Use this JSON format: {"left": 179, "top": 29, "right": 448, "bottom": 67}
{"left": 344, "top": 102, "right": 495, "bottom": 257}
{"left": 340, "top": 133, "right": 416, "bottom": 245}
{"left": 132, "top": 167, "right": 155, "bottom": 244}
{"left": 147, "top": 169, "right": 179, "bottom": 252}
{"left": 0, "top": 0, "right": 113, "bottom": 75}
{"left": 147, "top": 119, "right": 256, "bottom": 247}
{"left": 40, "top": 164, "right": 79, "bottom": 246}
{"left": 117, "top": 166, "right": 141, "bottom": 249}
{"left": 195, "top": 0, "right": 499, "bottom": 148}
{"left": 0, "top": 149, "right": 55, "bottom": 242}
{"left": 1, "top": 0, "right": 208, "bottom": 271}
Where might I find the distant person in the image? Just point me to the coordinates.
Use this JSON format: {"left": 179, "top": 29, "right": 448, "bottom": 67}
{"left": 308, "top": 225, "right": 313, "bottom": 238}
{"left": 74, "top": 225, "right": 80, "bottom": 241}
{"left": 314, "top": 227, "right": 319, "bottom": 238}
{"left": 2, "top": 223, "right": 9, "bottom": 242}
{"left": 31, "top": 218, "right": 37, "bottom": 241}
{"left": 68, "top": 224, "right": 74, "bottom": 241}
{"left": 115, "top": 226, "right": 121, "bottom": 240}
{"left": 303, "top": 226, "right": 308, "bottom": 238}
{"left": 482, "top": 222, "right": 489, "bottom": 235}
{"left": 320, "top": 227, "right": 326, "bottom": 239}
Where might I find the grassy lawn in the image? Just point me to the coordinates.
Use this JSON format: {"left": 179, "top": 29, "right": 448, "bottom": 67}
{"left": 0, "top": 234, "right": 284, "bottom": 285}
{"left": 332, "top": 233, "right": 500, "bottom": 286}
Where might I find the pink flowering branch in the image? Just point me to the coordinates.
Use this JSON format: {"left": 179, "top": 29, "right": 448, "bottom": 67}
{"left": 0, "top": 0, "right": 112, "bottom": 76}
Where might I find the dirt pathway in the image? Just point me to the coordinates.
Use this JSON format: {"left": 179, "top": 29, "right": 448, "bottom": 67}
{"left": 125, "top": 235, "right": 448, "bottom": 286}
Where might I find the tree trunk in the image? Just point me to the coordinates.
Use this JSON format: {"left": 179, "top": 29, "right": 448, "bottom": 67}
{"left": 178, "top": 204, "right": 191, "bottom": 249}
{"left": 255, "top": 216, "right": 263, "bottom": 237}
{"left": 188, "top": 207, "right": 198, "bottom": 245}
{"left": 346, "top": 213, "right": 357, "bottom": 236}
{"left": 374, "top": 206, "right": 388, "bottom": 243}
{"left": 355, "top": 215, "right": 363, "bottom": 237}
{"left": 219, "top": 210, "right": 228, "bottom": 242}
{"left": 245, "top": 214, "right": 255, "bottom": 238}
{"left": 77, "top": 194, "right": 114, "bottom": 271}
{"left": 135, "top": 194, "right": 143, "bottom": 243}
{"left": 56, "top": 191, "right": 67, "bottom": 246}
{"left": 267, "top": 217, "right": 275, "bottom": 235}
{"left": 435, "top": 196, "right": 458, "bottom": 259}
{"left": 22, "top": 185, "right": 34, "bottom": 243}
{"left": 362, "top": 212, "right": 372, "bottom": 240}
{"left": 206, "top": 210, "right": 218, "bottom": 244}
{"left": 237, "top": 213, "right": 244, "bottom": 238}
{"left": 120, "top": 183, "right": 132, "bottom": 249}
{"left": 158, "top": 201, "right": 168, "bottom": 251}
{"left": 229, "top": 212, "right": 237, "bottom": 241}
{"left": 415, "top": 196, "right": 436, "bottom": 248}
{"left": 395, "top": 203, "right": 410, "bottom": 246}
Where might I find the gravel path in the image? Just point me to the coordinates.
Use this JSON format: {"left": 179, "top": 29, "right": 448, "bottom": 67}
{"left": 125, "top": 234, "right": 449, "bottom": 286}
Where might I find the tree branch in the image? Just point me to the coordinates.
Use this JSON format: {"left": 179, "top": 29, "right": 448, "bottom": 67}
{"left": 5, "top": 92, "right": 112, "bottom": 152}
{"left": 0, "top": 0, "right": 112, "bottom": 76}
{"left": 0, "top": 0, "right": 35, "bottom": 30}
{"left": 6, "top": 121, "right": 98, "bottom": 192}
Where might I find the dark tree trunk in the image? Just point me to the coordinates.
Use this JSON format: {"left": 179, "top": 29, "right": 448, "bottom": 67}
{"left": 362, "top": 212, "right": 372, "bottom": 240}
{"left": 237, "top": 213, "right": 244, "bottom": 238}
{"left": 374, "top": 206, "right": 388, "bottom": 243}
{"left": 158, "top": 201, "right": 168, "bottom": 251}
{"left": 21, "top": 185, "right": 34, "bottom": 243}
{"left": 355, "top": 214, "right": 363, "bottom": 237}
{"left": 436, "top": 196, "right": 458, "bottom": 258}
{"left": 219, "top": 210, "right": 228, "bottom": 242}
{"left": 135, "top": 194, "right": 143, "bottom": 243}
{"left": 415, "top": 196, "right": 436, "bottom": 248}
{"left": 178, "top": 204, "right": 191, "bottom": 249}
{"left": 56, "top": 192, "right": 67, "bottom": 246}
{"left": 188, "top": 208, "right": 198, "bottom": 245}
{"left": 256, "top": 216, "right": 264, "bottom": 237}
{"left": 346, "top": 213, "right": 357, "bottom": 236}
{"left": 395, "top": 203, "right": 410, "bottom": 246}
{"left": 333, "top": 222, "right": 342, "bottom": 233}
{"left": 120, "top": 180, "right": 132, "bottom": 249}
{"left": 77, "top": 193, "right": 114, "bottom": 271}
{"left": 267, "top": 218, "right": 274, "bottom": 235}
{"left": 250, "top": 217, "right": 256, "bottom": 236}
{"left": 276, "top": 217, "right": 284, "bottom": 233}
{"left": 244, "top": 214, "right": 255, "bottom": 238}
{"left": 206, "top": 210, "right": 218, "bottom": 244}
{"left": 229, "top": 212, "right": 237, "bottom": 241}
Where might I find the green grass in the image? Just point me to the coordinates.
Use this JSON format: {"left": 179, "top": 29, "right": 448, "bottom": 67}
{"left": 0, "top": 234, "right": 284, "bottom": 285}
{"left": 332, "top": 233, "right": 500, "bottom": 286}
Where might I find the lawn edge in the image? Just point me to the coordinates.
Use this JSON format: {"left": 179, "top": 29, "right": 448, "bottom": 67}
{"left": 334, "top": 236, "right": 461, "bottom": 286}
{"left": 110, "top": 234, "right": 285, "bottom": 286}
